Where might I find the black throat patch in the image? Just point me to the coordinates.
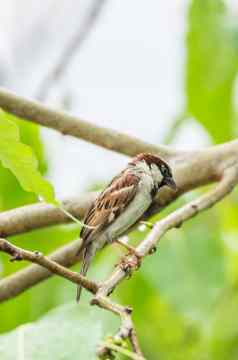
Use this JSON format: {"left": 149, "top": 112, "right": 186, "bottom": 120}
{"left": 150, "top": 184, "right": 158, "bottom": 198}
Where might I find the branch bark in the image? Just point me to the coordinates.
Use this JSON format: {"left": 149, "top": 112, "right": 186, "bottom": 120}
{"left": 98, "top": 164, "right": 238, "bottom": 298}
{"left": 0, "top": 238, "right": 85, "bottom": 301}
{"left": 90, "top": 164, "right": 238, "bottom": 357}
{"left": 94, "top": 296, "right": 144, "bottom": 359}
{"left": 0, "top": 140, "right": 237, "bottom": 238}
{"left": 0, "top": 238, "right": 98, "bottom": 293}
{"left": 0, "top": 193, "right": 97, "bottom": 237}
{"left": 0, "top": 238, "right": 98, "bottom": 301}
{"left": 1, "top": 165, "right": 236, "bottom": 358}
{"left": 0, "top": 140, "right": 237, "bottom": 301}
{"left": 0, "top": 88, "right": 177, "bottom": 159}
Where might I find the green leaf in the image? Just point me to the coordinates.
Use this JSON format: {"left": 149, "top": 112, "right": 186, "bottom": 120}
{"left": 186, "top": 0, "right": 238, "bottom": 142}
{"left": 0, "top": 303, "right": 116, "bottom": 360}
{"left": 10, "top": 114, "right": 47, "bottom": 174}
{"left": 0, "top": 111, "right": 56, "bottom": 204}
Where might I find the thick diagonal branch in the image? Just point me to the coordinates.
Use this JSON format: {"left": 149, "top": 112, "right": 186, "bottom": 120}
{"left": 99, "top": 165, "right": 238, "bottom": 298}
{"left": 87, "top": 165, "right": 238, "bottom": 358}
{"left": 0, "top": 139, "right": 236, "bottom": 239}
{"left": 0, "top": 88, "right": 177, "bottom": 159}
{"left": 0, "top": 193, "right": 97, "bottom": 237}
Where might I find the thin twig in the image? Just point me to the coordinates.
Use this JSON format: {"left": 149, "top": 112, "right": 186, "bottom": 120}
{"left": 58, "top": 203, "right": 97, "bottom": 229}
{"left": 99, "top": 342, "right": 145, "bottom": 360}
{"left": 0, "top": 238, "right": 83, "bottom": 302}
{"left": 0, "top": 238, "right": 98, "bottom": 294}
{"left": 36, "top": 0, "right": 107, "bottom": 102}
{"left": 92, "top": 295, "right": 144, "bottom": 359}
{"left": 163, "top": 111, "right": 188, "bottom": 145}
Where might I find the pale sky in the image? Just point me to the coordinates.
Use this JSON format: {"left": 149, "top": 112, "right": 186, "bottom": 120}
{"left": 0, "top": 0, "right": 219, "bottom": 198}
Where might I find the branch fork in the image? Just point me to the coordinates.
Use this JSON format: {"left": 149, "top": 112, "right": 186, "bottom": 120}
{"left": 0, "top": 168, "right": 236, "bottom": 359}
{"left": 91, "top": 291, "right": 143, "bottom": 359}
{"left": 0, "top": 89, "right": 238, "bottom": 358}
{"left": 1, "top": 164, "right": 237, "bottom": 359}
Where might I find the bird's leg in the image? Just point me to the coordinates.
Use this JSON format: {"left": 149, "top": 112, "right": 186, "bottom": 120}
{"left": 115, "top": 238, "right": 142, "bottom": 274}
{"left": 115, "top": 238, "right": 142, "bottom": 259}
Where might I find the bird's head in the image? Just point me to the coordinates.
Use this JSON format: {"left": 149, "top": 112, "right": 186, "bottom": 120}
{"left": 130, "top": 153, "right": 177, "bottom": 191}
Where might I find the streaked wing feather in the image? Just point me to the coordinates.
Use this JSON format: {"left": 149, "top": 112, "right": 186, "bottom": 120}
{"left": 80, "top": 171, "right": 140, "bottom": 244}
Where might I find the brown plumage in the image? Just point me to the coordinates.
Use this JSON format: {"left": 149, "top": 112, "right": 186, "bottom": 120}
{"left": 76, "top": 170, "right": 140, "bottom": 301}
{"left": 81, "top": 171, "right": 140, "bottom": 244}
{"left": 76, "top": 153, "right": 176, "bottom": 301}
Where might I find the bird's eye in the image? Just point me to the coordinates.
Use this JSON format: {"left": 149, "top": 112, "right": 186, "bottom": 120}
{"left": 161, "top": 164, "right": 169, "bottom": 176}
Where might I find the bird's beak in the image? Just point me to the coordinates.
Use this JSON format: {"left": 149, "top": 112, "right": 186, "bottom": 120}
{"left": 164, "top": 177, "right": 177, "bottom": 191}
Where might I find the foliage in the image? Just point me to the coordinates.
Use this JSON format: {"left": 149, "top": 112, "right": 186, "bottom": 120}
{"left": 0, "top": 303, "right": 116, "bottom": 360}
{"left": 0, "top": 111, "right": 56, "bottom": 204}
{"left": 186, "top": 0, "right": 238, "bottom": 143}
{"left": 1, "top": 0, "right": 238, "bottom": 359}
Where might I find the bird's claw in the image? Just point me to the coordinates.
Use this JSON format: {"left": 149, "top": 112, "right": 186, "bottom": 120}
{"left": 119, "top": 254, "right": 141, "bottom": 276}
{"left": 115, "top": 238, "right": 141, "bottom": 258}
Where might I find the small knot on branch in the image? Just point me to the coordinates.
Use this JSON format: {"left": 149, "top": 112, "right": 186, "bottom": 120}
{"left": 148, "top": 246, "right": 157, "bottom": 255}
{"left": 125, "top": 306, "right": 133, "bottom": 315}
{"left": 175, "top": 221, "right": 183, "bottom": 229}
{"left": 10, "top": 253, "right": 23, "bottom": 262}
{"left": 34, "top": 251, "right": 43, "bottom": 259}
{"left": 191, "top": 204, "right": 198, "bottom": 212}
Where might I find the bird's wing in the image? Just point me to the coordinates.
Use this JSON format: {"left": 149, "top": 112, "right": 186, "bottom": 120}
{"left": 80, "top": 170, "right": 140, "bottom": 244}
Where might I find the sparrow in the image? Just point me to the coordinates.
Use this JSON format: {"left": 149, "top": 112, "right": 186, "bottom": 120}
{"left": 76, "top": 153, "right": 176, "bottom": 301}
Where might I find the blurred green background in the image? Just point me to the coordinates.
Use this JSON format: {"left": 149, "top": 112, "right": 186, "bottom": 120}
{"left": 1, "top": 0, "right": 238, "bottom": 359}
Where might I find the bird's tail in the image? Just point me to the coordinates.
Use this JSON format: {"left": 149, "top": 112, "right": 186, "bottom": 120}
{"left": 76, "top": 245, "right": 94, "bottom": 302}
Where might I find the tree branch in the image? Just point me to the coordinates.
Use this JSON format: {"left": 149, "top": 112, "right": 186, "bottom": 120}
{"left": 0, "top": 139, "right": 237, "bottom": 238}
{"left": 0, "top": 238, "right": 98, "bottom": 293}
{"left": 98, "top": 165, "right": 238, "bottom": 299}
{"left": 89, "top": 165, "right": 238, "bottom": 358}
{"left": 94, "top": 296, "right": 144, "bottom": 359}
{"left": 0, "top": 165, "right": 237, "bottom": 358}
{"left": 0, "top": 193, "right": 97, "bottom": 237}
{"left": 0, "top": 238, "right": 84, "bottom": 302}
{"left": 0, "top": 140, "right": 237, "bottom": 301}
{"left": 0, "top": 88, "right": 177, "bottom": 159}
{"left": 0, "top": 89, "right": 238, "bottom": 357}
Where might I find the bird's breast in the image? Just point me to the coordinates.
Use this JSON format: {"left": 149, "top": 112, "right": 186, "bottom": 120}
{"left": 101, "top": 175, "right": 154, "bottom": 244}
